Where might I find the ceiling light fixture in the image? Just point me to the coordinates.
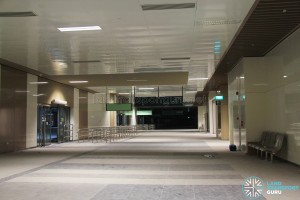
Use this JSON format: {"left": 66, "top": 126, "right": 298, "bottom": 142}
{"left": 15, "top": 90, "right": 30, "bottom": 93}
{"left": 69, "top": 81, "right": 88, "bottom": 83}
{"left": 58, "top": 26, "right": 102, "bottom": 32}
{"left": 33, "top": 94, "right": 45, "bottom": 97}
{"left": 29, "top": 81, "right": 48, "bottom": 85}
{"left": 189, "top": 78, "right": 209, "bottom": 80}
{"left": 138, "top": 88, "right": 155, "bottom": 90}
{"left": 186, "top": 91, "right": 197, "bottom": 93}
{"left": 119, "top": 93, "right": 130, "bottom": 95}
{"left": 283, "top": 75, "right": 288, "bottom": 78}
{"left": 240, "top": 76, "right": 245, "bottom": 79}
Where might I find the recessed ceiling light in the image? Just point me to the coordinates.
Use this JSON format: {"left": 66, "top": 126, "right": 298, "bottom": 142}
{"left": 58, "top": 26, "right": 102, "bottom": 32}
{"left": 138, "top": 88, "right": 155, "bottom": 90}
{"left": 29, "top": 82, "right": 48, "bottom": 85}
{"left": 69, "top": 81, "right": 88, "bottom": 83}
{"left": 240, "top": 76, "right": 245, "bottom": 79}
{"left": 33, "top": 94, "right": 45, "bottom": 97}
{"left": 283, "top": 75, "right": 288, "bottom": 78}
{"left": 15, "top": 90, "right": 30, "bottom": 93}
{"left": 186, "top": 91, "right": 197, "bottom": 93}
{"left": 189, "top": 78, "right": 209, "bottom": 80}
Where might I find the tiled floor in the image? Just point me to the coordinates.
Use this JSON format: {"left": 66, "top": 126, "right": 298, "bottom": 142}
{"left": 0, "top": 130, "right": 299, "bottom": 200}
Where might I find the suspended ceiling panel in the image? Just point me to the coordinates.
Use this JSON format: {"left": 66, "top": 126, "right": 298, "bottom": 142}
{"left": 205, "top": 0, "right": 300, "bottom": 90}
{"left": 0, "top": 0, "right": 255, "bottom": 92}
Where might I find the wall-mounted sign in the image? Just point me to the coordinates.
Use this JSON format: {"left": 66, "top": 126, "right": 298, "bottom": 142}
{"left": 137, "top": 110, "right": 152, "bottom": 116}
{"left": 135, "top": 96, "right": 183, "bottom": 107}
{"left": 214, "top": 96, "right": 224, "bottom": 101}
{"left": 106, "top": 103, "right": 132, "bottom": 111}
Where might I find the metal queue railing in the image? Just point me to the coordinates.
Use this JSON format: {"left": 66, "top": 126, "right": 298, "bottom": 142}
{"left": 77, "top": 126, "right": 138, "bottom": 143}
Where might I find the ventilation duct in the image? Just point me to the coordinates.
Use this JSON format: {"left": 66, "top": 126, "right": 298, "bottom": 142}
{"left": 0, "top": 12, "right": 37, "bottom": 17}
{"left": 142, "top": 3, "right": 195, "bottom": 11}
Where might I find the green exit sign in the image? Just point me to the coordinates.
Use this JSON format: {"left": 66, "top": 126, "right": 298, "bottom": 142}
{"left": 214, "top": 96, "right": 224, "bottom": 101}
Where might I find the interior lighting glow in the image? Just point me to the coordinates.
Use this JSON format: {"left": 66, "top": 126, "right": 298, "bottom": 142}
{"left": 58, "top": 26, "right": 101, "bottom": 32}
{"left": 69, "top": 81, "right": 88, "bottom": 83}
{"left": 29, "top": 82, "right": 48, "bottom": 84}
{"left": 189, "top": 78, "right": 208, "bottom": 81}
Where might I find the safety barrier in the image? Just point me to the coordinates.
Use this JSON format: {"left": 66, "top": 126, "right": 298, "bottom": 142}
{"left": 77, "top": 126, "right": 138, "bottom": 143}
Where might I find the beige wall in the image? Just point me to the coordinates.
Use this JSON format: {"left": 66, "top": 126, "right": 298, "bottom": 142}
{"left": 0, "top": 66, "right": 27, "bottom": 153}
{"left": 38, "top": 77, "right": 74, "bottom": 107}
{"left": 228, "top": 28, "right": 300, "bottom": 165}
{"left": 26, "top": 74, "right": 38, "bottom": 148}
{"left": 79, "top": 90, "right": 88, "bottom": 129}
{"left": 220, "top": 86, "right": 229, "bottom": 140}
{"left": 88, "top": 93, "right": 110, "bottom": 127}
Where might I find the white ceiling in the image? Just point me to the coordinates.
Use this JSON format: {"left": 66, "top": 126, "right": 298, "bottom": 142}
{"left": 0, "top": 0, "right": 255, "bottom": 96}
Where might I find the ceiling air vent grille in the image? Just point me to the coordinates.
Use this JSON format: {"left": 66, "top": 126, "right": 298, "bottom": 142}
{"left": 134, "top": 67, "right": 183, "bottom": 73}
{"left": 0, "top": 12, "right": 37, "bottom": 17}
{"left": 196, "top": 19, "right": 241, "bottom": 26}
{"left": 142, "top": 3, "right": 195, "bottom": 11}
{"left": 161, "top": 57, "right": 190, "bottom": 61}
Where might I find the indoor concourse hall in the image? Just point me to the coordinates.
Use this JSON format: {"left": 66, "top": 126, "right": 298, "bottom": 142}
{"left": 0, "top": 130, "right": 299, "bottom": 200}
{"left": 1, "top": 0, "right": 300, "bottom": 200}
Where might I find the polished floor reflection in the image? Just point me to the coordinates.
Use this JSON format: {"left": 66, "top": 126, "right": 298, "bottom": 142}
{"left": 0, "top": 130, "right": 299, "bottom": 200}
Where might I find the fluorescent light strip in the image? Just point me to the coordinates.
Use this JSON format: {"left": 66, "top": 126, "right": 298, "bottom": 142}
{"left": 138, "top": 88, "right": 155, "bottom": 90}
{"left": 189, "top": 78, "right": 209, "bottom": 80}
{"left": 16, "top": 90, "right": 30, "bottom": 93}
{"left": 33, "top": 94, "right": 45, "bottom": 97}
{"left": 119, "top": 93, "right": 130, "bottom": 95}
{"left": 186, "top": 91, "right": 197, "bottom": 93}
{"left": 69, "top": 81, "right": 88, "bottom": 83}
{"left": 29, "top": 82, "right": 48, "bottom": 85}
{"left": 58, "top": 26, "right": 101, "bottom": 32}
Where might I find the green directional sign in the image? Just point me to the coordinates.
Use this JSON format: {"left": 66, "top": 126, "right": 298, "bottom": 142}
{"left": 214, "top": 96, "right": 224, "bottom": 101}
